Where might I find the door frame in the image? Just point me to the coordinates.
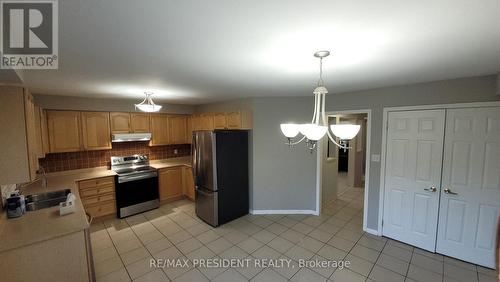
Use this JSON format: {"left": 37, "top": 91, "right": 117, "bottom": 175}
{"left": 379, "top": 101, "right": 500, "bottom": 236}
{"left": 316, "top": 109, "right": 372, "bottom": 234}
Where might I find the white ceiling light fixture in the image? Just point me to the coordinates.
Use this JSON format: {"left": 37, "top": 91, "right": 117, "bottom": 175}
{"left": 135, "top": 92, "right": 162, "bottom": 112}
{"left": 280, "top": 51, "right": 360, "bottom": 151}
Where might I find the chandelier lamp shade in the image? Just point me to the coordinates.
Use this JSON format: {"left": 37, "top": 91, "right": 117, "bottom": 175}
{"left": 280, "top": 51, "right": 361, "bottom": 151}
{"left": 135, "top": 92, "right": 163, "bottom": 112}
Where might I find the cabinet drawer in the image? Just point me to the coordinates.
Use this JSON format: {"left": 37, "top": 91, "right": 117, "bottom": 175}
{"left": 82, "top": 192, "right": 114, "bottom": 206}
{"left": 85, "top": 200, "right": 116, "bottom": 218}
{"left": 78, "top": 177, "right": 114, "bottom": 189}
{"left": 80, "top": 184, "right": 114, "bottom": 198}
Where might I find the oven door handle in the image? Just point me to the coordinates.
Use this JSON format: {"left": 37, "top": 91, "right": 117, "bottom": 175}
{"left": 118, "top": 172, "right": 157, "bottom": 183}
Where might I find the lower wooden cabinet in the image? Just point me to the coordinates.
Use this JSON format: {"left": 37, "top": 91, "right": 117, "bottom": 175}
{"left": 78, "top": 176, "right": 116, "bottom": 219}
{"left": 182, "top": 166, "right": 195, "bottom": 200}
{"left": 159, "top": 166, "right": 183, "bottom": 201}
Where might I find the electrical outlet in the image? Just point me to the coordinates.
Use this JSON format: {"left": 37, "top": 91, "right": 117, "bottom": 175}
{"left": 174, "top": 149, "right": 178, "bottom": 155}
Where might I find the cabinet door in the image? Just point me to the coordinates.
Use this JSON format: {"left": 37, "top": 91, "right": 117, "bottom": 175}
{"left": 40, "top": 109, "right": 50, "bottom": 155}
{"left": 47, "top": 111, "right": 82, "bottom": 153}
{"left": 185, "top": 116, "right": 193, "bottom": 144}
{"left": 183, "top": 166, "right": 195, "bottom": 200}
{"left": 24, "top": 91, "right": 39, "bottom": 180}
{"left": 200, "top": 114, "right": 214, "bottom": 130}
{"left": 150, "top": 114, "right": 169, "bottom": 146}
{"left": 213, "top": 113, "right": 227, "bottom": 129}
{"left": 226, "top": 111, "right": 242, "bottom": 129}
{"left": 169, "top": 115, "right": 187, "bottom": 144}
{"left": 131, "top": 113, "right": 150, "bottom": 133}
{"left": 81, "top": 112, "right": 112, "bottom": 151}
{"left": 110, "top": 112, "right": 130, "bottom": 134}
{"left": 159, "top": 167, "right": 183, "bottom": 201}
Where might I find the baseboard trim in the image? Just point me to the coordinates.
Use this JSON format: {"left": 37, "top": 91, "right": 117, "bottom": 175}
{"left": 364, "top": 227, "right": 380, "bottom": 236}
{"left": 250, "top": 209, "right": 317, "bottom": 215}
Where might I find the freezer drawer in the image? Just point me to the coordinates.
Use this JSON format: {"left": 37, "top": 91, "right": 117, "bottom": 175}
{"left": 195, "top": 188, "right": 218, "bottom": 227}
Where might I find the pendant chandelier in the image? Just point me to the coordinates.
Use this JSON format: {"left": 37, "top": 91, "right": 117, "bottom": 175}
{"left": 135, "top": 92, "right": 162, "bottom": 112}
{"left": 280, "top": 51, "right": 360, "bottom": 151}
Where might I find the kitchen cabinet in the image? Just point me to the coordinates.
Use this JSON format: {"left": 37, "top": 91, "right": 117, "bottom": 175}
{"left": 199, "top": 114, "right": 214, "bottom": 130}
{"left": 159, "top": 167, "right": 183, "bottom": 201}
{"left": 47, "top": 110, "right": 82, "bottom": 153}
{"left": 78, "top": 176, "right": 116, "bottom": 218}
{"left": 182, "top": 166, "right": 195, "bottom": 200}
{"left": 186, "top": 116, "right": 193, "bottom": 144}
{"left": 150, "top": 114, "right": 169, "bottom": 146}
{"left": 81, "top": 112, "right": 112, "bottom": 150}
{"left": 213, "top": 113, "right": 227, "bottom": 129}
{"left": 39, "top": 109, "right": 50, "bottom": 155}
{"left": 110, "top": 112, "right": 131, "bottom": 133}
{"left": 23, "top": 91, "right": 39, "bottom": 180}
{"left": 169, "top": 115, "right": 187, "bottom": 144}
{"left": 227, "top": 110, "right": 252, "bottom": 129}
{"left": 131, "top": 113, "right": 150, "bottom": 133}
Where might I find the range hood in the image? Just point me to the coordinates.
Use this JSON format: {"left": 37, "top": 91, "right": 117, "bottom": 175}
{"left": 112, "top": 133, "right": 152, "bottom": 142}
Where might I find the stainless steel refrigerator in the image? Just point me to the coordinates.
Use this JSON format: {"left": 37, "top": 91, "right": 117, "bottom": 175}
{"left": 192, "top": 130, "right": 249, "bottom": 227}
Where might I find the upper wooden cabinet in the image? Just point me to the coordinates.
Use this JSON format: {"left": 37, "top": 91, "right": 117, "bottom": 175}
{"left": 110, "top": 112, "right": 130, "bottom": 134}
{"left": 47, "top": 110, "right": 82, "bottom": 153}
{"left": 131, "top": 113, "right": 150, "bottom": 133}
{"left": 150, "top": 114, "right": 169, "bottom": 146}
{"left": 199, "top": 114, "right": 214, "bottom": 130}
{"left": 81, "top": 112, "right": 111, "bottom": 151}
{"left": 159, "top": 166, "right": 183, "bottom": 201}
{"left": 169, "top": 115, "right": 187, "bottom": 144}
{"left": 110, "top": 112, "right": 150, "bottom": 134}
{"left": 227, "top": 111, "right": 252, "bottom": 129}
{"left": 213, "top": 113, "right": 227, "bottom": 129}
{"left": 185, "top": 116, "right": 193, "bottom": 144}
{"left": 39, "top": 109, "right": 50, "bottom": 156}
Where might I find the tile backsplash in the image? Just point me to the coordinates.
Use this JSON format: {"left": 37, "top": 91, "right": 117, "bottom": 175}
{"left": 39, "top": 142, "right": 191, "bottom": 173}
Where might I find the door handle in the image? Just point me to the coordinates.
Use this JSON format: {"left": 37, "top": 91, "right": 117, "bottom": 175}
{"left": 443, "top": 188, "right": 458, "bottom": 195}
{"left": 424, "top": 186, "right": 437, "bottom": 192}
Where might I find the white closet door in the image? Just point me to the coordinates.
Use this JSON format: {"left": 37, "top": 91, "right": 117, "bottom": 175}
{"left": 383, "top": 110, "right": 445, "bottom": 251}
{"left": 436, "top": 107, "right": 500, "bottom": 268}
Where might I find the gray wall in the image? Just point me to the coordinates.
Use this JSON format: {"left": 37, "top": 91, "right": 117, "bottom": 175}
{"left": 198, "top": 75, "right": 500, "bottom": 229}
{"left": 33, "top": 94, "right": 195, "bottom": 114}
{"left": 325, "top": 75, "right": 499, "bottom": 230}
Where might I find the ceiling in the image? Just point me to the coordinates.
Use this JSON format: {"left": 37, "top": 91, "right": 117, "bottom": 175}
{"left": 14, "top": 0, "right": 500, "bottom": 104}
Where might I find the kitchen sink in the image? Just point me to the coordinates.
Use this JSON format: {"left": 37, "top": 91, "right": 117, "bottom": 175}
{"left": 25, "top": 189, "right": 71, "bottom": 211}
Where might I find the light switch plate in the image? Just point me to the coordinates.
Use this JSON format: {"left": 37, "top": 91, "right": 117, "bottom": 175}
{"left": 371, "top": 154, "right": 380, "bottom": 162}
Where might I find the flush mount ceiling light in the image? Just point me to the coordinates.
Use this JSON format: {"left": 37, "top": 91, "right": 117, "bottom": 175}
{"left": 135, "top": 92, "right": 162, "bottom": 112}
{"left": 280, "top": 51, "right": 360, "bottom": 151}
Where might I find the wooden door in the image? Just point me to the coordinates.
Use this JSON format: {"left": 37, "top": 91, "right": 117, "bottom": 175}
{"left": 159, "top": 167, "right": 183, "bottom": 201}
{"left": 150, "top": 114, "right": 169, "bottom": 146}
{"left": 81, "top": 112, "right": 111, "bottom": 150}
{"left": 382, "top": 110, "right": 445, "bottom": 251}
{"left": 183, "top": 166, "right": 195, "bottom": 200}
{"left": 169, "top": 115, "right": 187, "bottom": 144}
{"left": 110, "top": 112, "right": 130, "bottom": 134}
{"left": 226, "top": 111, "right": 241, "bottom": 129}
{"left": 47, "top": 111, "right": 82, "bottom": 153}
{"left": 213, "top": 113, "right": 227, "bottom": 129}
{"left": 436, "top": 107, "right": 500, "bottom": 267}
{"left": 131, "top": 113, "right": 150, "bottom": 133}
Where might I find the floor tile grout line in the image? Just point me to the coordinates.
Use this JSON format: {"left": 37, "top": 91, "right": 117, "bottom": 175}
{"left": 102, "top": 218, "right": 134, "bottom": 281}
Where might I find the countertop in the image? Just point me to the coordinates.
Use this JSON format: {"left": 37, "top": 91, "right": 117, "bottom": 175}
{"left": 0, "top": 156, "right": 190, "bottom": 253}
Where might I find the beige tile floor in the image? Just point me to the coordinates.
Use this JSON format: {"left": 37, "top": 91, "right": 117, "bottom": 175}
{"left": 91, "top": 186, "right": 498, "bottom": 282}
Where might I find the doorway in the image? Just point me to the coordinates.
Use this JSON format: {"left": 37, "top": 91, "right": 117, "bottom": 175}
{"left": 317, "top": 109, "right": 371, "bottom": 233}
